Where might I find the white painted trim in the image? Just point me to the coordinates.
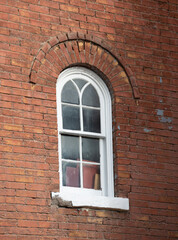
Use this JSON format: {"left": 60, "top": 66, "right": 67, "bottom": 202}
{"left": 56, "top": 67, "right": 114, "bottom": 198}
{"left": 52, "top": 192, "right": 129, "bottom": 211}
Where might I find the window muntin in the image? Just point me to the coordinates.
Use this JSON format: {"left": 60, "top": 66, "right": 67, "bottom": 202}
{"left": 61, "top": 77, "right": 101, "bottom": 191}
{"left": 57, "top": 67, "right": 114, "bottom": 197}
{"left": 61, "top": 80, "right": 101, "bottom": 134}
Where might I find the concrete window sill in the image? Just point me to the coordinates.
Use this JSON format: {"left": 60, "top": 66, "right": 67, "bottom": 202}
{"left": 51, "top": 192, "right": 129, "bottom": 211}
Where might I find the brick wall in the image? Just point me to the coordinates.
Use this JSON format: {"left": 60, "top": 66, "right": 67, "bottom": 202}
{"left": 0, "top": 0, "right": 178, "bottom": 239}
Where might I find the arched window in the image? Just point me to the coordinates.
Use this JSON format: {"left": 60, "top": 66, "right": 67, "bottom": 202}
{"left": 54, "top": 67, "right": 129, "bottom": 210}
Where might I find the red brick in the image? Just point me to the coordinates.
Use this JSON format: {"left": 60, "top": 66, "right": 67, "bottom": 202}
{"left": 87, "top": 2, "right": 104, "bottom": 11}
{"left": 30, "top": 18, "right": 51, "bottom": 29}
{"left": 70, "top": 12, "right": 86, "bottom": 22}
{"left": 96, "top": 11, "right": 114, "bottom": 20}
{"left": 80, "top": 22, "right": 98, "bottom": 31}
{"left": 70, "top": 0, "right": 86, "bottom": 7}
{"left": 20, "top": 0, "right": 39, "bottom": 3}
{"left": 40, "top": 0, "right": 59, "bottom": 9}
{"left": 39, "top": 13, "right": 59, "bottom": 23}
{"left": 60, "top": 4, "right": 79, "bottom": 13}
{"left": 96, "top": 0, "right": 114, "bottom": 5}
{"left": 0, "top": 1, "right": 177, "bottom": 239}
{"left": 29, "top": 4, "right": 49, "bottom": 14}
{"left": 20, "top": 24, "right": 41, "bottom": 34}
{"left": 87, "top": 16, "right": 105, "bottom": 25}
{"left": 60, "top": 17, "right": 79, "bottom": 27}
{"left": 0, "top": 5, "right": 19, "bottom": 14}
{"left": 79, "top": 7, "right": 95, "bottom": 16}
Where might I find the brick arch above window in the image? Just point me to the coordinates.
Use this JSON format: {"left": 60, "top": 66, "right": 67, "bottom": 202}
{"left": 29, "top": 32, "right": 140, "bottom": 99}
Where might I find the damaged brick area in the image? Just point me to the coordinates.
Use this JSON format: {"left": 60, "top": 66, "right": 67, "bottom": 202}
{"left": 51, "top": 196, "right": 73, "bottom": 208}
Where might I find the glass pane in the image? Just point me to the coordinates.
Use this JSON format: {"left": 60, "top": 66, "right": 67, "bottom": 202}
{"left": 62, "top": 105, "right": 80, "bottom": 130}
{"left": 82, "top": 137, "right": 100, "bottom": 163}
{"left": 73, "top": 79, "right": 87, "bottom": 91}
{"left": 62, "top": 81, "right": 79, "bottom": 104}
{"left": 83, "top": 108, "right": 100, "bottom": 133}
{"left": 61, "top": 135, "right": 79, "bottom": 160}
{"left": 62, "top": 162, "right": 80, "bottom": 187}
{"left": 82, "top": 84, "right": 100, "bottom": 107}
{"left": 83, "top": 164, "right": 100, "bottom": 189}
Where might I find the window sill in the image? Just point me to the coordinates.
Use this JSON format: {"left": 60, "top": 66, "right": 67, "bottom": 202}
{"left": 51, "top": 192, "right": 129, "bottom": 211}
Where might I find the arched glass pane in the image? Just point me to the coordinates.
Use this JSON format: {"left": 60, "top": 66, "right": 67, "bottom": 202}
{"left": 73, "top": 79, "right": 87, "bottom": 91}
{"left": 82, "top": 84, "right": 100, "bottom": 107}
{"left": 83, "top": 108, "right": 100, "bottom": 133}
{"left": 61, "top": 81, "right": 79, "bottom": 104}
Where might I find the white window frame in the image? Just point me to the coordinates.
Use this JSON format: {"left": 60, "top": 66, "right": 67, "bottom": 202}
{"left": 52, "top": 67, "right": 129, "bottom": 211}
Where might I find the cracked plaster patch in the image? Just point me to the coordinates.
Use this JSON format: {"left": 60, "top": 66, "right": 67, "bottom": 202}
{"left": 144, "top": 128, "right": 153, "bottom": 133}
{"left": 156, "top": 109, "right": 172, "bottom": 123}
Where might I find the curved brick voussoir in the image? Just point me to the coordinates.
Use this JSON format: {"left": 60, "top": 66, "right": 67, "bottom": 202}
{"left": 29, "top": 33, "right": 140, "bottom": 99}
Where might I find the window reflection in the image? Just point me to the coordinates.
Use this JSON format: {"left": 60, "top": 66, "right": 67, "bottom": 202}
{"left": 62, "top": 135, "right": 79, "bottom": 160}
{"left": 83, "top": 164, "right": 100, "bottom": 189}
{"left": 83, "top": 108, "right": 100, "bottom": 133}
{"left": 82, "top": 137, "right": 100, "bottom": 163}
{"left": 82, "top": 84, "right": 100, "bottom": 107}
{"left": 62, "top": 105, "right": 80, "bottom": 130}
{"left": 62, "top": 162, "right": 80, "bottom": 188}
